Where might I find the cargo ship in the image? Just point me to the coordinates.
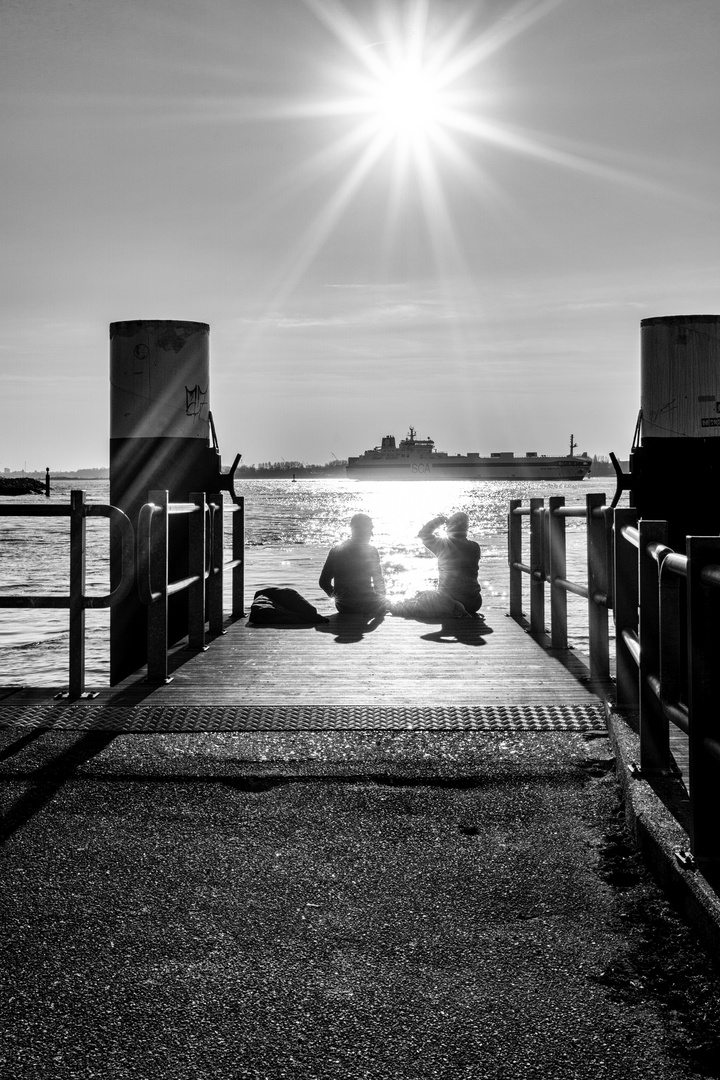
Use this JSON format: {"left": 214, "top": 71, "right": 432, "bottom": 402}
{"left": 346, "top": 428, "right": 592, "bottom": 480}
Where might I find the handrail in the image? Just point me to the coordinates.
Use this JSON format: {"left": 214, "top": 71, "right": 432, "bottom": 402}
{"left": 621, "top": 524, "right": 639, "bottom": 548}
{"left": 701, "top": 564, "right": 720, "bottom": 589}
{"left": 136, "top": 489, "right": 245, "bottom": 683}
{"left": 620, "top": 627, "right": 641, "bottom": 666}
{"left": 510, "top": 494, "right": 720, "bottom": 874}
{"left": 136, "top": 499, "right": 204, "bottom": 607}
{"left": 553, "top": 576, "right": 589, "bottom": 600}
{"left": 646, "top": 675, "right": 689, "bottom": 734}
{"left": 646, "top": 540, "right": 675, "bottom": 568}
{"left": 1, "top": 486, "right": 245, "bottom": 695}
{"left": 137, "top": 501, "right": 163, "bottom": 606}
{"left": 0, "top": 503, "right": 135, "bottom": 609}
{"left": 664, "top": 552, "right": 688, "bottom": 578}
{"left": 552, "top": 501, "right": 720, "bottom": 875}
{"left": 509, "top": 492, "right": 611, "bottom": 675}
{"left": 0, "top": 491, "right": 135, "bottom": 698}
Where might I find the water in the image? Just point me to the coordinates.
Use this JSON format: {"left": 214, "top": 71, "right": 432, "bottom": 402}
{"left": 0, "top": 476, "right": 620, "bottom": 686}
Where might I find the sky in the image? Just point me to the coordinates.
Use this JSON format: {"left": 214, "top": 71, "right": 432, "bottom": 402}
{"left": 2, "top": 0, "right": 720, "bottom": 471}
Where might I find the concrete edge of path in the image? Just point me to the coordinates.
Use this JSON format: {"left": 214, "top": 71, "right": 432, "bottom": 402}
{"left": 606, "top": 703, "right": 720, "bottom": 960}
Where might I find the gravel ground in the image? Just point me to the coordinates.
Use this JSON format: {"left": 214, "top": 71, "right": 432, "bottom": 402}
{"left": 1, "top": 728, "right": 720, "bottom": 1079}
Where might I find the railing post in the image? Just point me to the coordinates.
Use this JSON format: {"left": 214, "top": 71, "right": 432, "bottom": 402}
{"left": 207, "top": 493, "right": 225, "bottom": 636}
{"left": 529, "top": 498, "right": 545, "bottom": 634}
{"left": 232, "top": 495, "right": 245, "bottom": 619}
{"left": 548, "top": 496, "right": 567, "bottom": 649}
{"left": 147, "top": 490, "right": 169, "bottom": 683}
{"left": 508, "top": 499, "right": 523, "bottom": 618}
{"left": 613, "top": 508, "right": 639, "bottom": 711}
{"left": 686, "top": 536, "right": 720, "bottom": 872}
{"left": 603, "top": 506, "right": 615, "bottom": 614}
{"left": 68, "top": 490, "right": 86, "bottom": 699}
{"left": 659, "top": 538, "right": 684, "bottom": 726}
{"left": 638, "top": 520, "right": 671, "bottom": 774}
{"left": 188, "top": 492, "right": 206, "bottom": 651}
{"left": 587, "top": 493, "right": 609, "bottom": 680}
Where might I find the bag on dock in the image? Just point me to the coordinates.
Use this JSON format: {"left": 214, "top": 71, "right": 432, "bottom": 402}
{"left": 248, "top": 587, "right": 329, "bottom": 626}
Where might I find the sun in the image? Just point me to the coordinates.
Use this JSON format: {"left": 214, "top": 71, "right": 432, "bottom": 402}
{"left": 334, "top": 16, "right": 469, "bottom": 171}
{"left": 297, "top": 0, "right": 648, "bottom": 192}
{"left": 301, "top": 0, "right": 473, "bottom": 171}
{"left": 372, "top": 60, "right": 442, "bottom": 140}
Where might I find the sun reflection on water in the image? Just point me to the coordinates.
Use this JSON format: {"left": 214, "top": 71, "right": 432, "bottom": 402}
{"left": 243, "top": 477, "right": 609, "bottom": 602}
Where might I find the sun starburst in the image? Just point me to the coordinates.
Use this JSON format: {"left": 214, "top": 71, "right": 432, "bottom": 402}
{"left": 373, "top": 60, "right": 442, "bottom": 137}
{"left": 239, "top": 0, "right": 667, "bottom": 322}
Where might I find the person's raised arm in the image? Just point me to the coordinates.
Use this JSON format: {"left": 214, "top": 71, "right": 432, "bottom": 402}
{"left": 418, "top": 515, "right": 446, "bottom": 547}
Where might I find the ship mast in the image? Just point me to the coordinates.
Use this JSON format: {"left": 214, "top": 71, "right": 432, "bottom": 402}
{"left": 569, "top": 434, "right": 577, "bottom": 457}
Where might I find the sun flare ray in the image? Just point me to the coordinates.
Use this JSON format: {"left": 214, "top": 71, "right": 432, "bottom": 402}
{"left": 250, "top": 124, "right": 394, "bottom": 328}
{"left": 239, "top": 0, "right": 675, "bottom": 339}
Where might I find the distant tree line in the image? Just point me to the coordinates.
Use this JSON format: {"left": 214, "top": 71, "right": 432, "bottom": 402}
{"left": 589, "top": 455, "right": 627, "bottom": 477}
{"left": 51, "top": 467, "right": 110, "bottom": 479}
{"left": 235, "top": 459, "right": 348, "bottom": 479}
{"left": 5, "top": 467, "right": 110, "bottom": 479}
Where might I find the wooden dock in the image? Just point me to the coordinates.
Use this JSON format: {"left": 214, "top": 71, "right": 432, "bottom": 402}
{"left": 0, "top": 596, "right": 610, "bottom": 733}
{"left": 0, "top": 546, "right": 691, "bottom": 792}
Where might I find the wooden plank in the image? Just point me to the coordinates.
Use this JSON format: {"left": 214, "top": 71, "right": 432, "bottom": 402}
{"left": 88, "top": 596, "right": 607, "bottom": 709}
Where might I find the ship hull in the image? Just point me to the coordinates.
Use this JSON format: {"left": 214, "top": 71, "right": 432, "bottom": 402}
{"left": 346, "top": 456, "right": 592, "bottom": 480}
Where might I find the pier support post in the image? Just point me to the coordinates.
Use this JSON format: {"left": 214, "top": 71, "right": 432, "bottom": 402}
{"left": 109, "top": 320, "right": 224, "bottom": 683}
{"left": 634, "top": 315, "right": 720, "bottom": 546}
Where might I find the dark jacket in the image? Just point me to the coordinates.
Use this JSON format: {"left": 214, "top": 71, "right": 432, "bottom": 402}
{"left": 418, "top": 518, "right": 482, "bottom": 612}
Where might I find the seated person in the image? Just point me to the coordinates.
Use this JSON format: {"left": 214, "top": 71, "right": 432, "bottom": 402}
{"left": 319, "top": 513, "right": 388, "bottom": 617}
{"left": 417, "top": 511, "right": 482, "bottom": 615}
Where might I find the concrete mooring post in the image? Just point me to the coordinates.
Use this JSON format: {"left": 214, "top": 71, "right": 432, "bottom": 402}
{"left": 109, "top": 319, "right": 237, "bottom": 684}
{"left": 628, "top": 315, "right": 720, "bottom": 547}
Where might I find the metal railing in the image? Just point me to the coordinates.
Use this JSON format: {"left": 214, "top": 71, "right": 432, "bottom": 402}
{"left": 509, "top": 494, "right": 720, "bottom": 876}
{"left": 136, "top": 490, "right": 244, "bottom": 683}
{"left": 614, "top": 516, "right": 720, "bottom": 872}
{"left": 508, "top": 493, "right": 612, "bottom": 680}
{"left": 0, "top": 490, "right": 135, "bottom": 698}
{"left": 1, "top": 487, "right": 244, "bottom": 695}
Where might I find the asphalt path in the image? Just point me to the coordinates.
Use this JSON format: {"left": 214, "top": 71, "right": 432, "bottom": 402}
{"left": 1, "top": 728, "right": 718, "bottom": 1079}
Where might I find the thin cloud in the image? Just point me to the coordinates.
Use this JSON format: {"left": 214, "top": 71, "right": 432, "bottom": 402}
{"left": 238, "top": 299, "right": 455, "bottom": 329}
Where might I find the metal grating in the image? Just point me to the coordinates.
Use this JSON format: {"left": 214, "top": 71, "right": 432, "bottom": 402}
{"left": 0, "top": 702, "right": 608, "bottom": 733}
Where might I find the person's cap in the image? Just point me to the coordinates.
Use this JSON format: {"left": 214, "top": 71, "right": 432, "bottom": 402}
{"left": 446, "top": 511, "right": 469, "bottom": 536}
